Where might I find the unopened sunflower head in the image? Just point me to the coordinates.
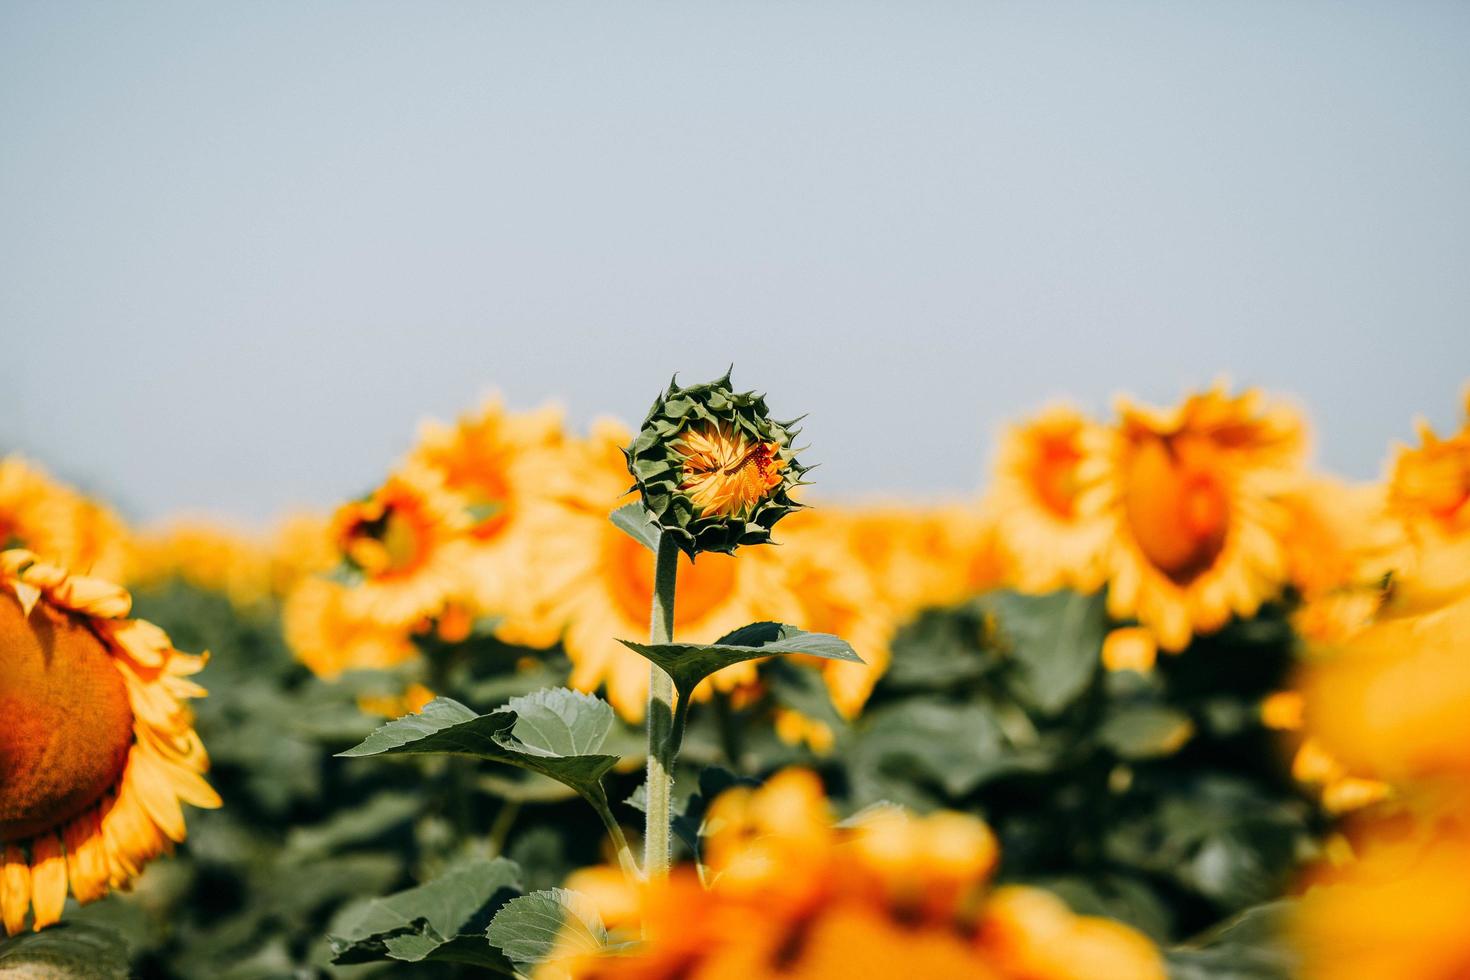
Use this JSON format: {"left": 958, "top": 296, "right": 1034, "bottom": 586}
{"left": 625, "top": 370, "right": 808, "bottom": 557}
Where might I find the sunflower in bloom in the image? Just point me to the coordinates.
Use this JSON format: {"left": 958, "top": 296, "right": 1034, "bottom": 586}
{"left": 770, "top": 508, "right": 897, "bottom": 722}
{"left": 330, "top": 462, "right": 472, "bottom": 629}
{"left": 0, "top": 457, "right": 133, "bottom": 582}
{"left": 129, "top": 522, "right": 277, "bottom": 611}
{"left": 555, "top": 769, "right": 1164, "bottom": 980}
{"left": 408, "top": 398, "right": 566, "bottom": 632}
{"left": 0, "top": 551, "right": 218, "bottom": 935}
{"left": 1382, "top": 392, "right": 1470, "bottom": 613}
{"left": 1278, "top": 476, "right": 1403, "bottom": 644}
{"left": 1081, "top": 386, "right": 1306, "bottom": 651}
{"left": 990, "top": 404, "right": 1110, "bottom": 593}
{"left": 521, "top": 421, "right": 802, "bottom": 720}
{"left": 830, "top": 502, "right": 1005, "bottom": 621}
{"left": 282, "top": 577, "right": 418, "bottom": 680}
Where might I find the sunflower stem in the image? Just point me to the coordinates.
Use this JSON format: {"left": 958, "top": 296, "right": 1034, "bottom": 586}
{"left": 644, "top": 533, "right": 680, "bottom": 884}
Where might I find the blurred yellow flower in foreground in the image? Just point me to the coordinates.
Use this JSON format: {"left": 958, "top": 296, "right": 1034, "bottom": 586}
{"left": 1084, "top": 386, "right": 1305, "bottom": 651}
{"left": 0, "top": 551, "right": 219, "bottom": 935}
{"left": 1382, "top": 395, "right": 1470, "bottom": 613}
{"left": 556, "top": 769, "right": 1164, "bottom": 980}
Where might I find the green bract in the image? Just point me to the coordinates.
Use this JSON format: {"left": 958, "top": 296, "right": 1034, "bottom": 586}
{"left": 624, "top": 369, "right": 809, "bottom": 557}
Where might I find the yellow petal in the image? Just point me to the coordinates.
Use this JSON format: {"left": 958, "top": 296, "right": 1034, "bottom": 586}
{"left": 29, "top": 833, "right": 68, "bottom": 930}
{"left": 1, "top": 845, "right": 31, "bottom": 936}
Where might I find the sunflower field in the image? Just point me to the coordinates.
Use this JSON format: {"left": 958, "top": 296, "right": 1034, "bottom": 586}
{"left": 2, "top": 372, "right": 1468, "bottom": 979}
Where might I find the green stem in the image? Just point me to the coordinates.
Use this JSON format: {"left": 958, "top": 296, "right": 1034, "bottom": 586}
{"left": 589, "top": 793, "right": 642, "bottom": 883}
{"left": 486, "top": 801, "right": 520, "bottom": 858}
{"left": 644, "top": 534, "right": 680, "bottom": 881}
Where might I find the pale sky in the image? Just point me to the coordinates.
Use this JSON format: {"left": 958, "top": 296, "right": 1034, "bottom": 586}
{"left": 3, "top": 1, "right": 1467, "bottom": 524}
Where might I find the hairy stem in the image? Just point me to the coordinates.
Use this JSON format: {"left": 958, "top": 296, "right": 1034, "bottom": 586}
{"left": 644, "top": 534, "right": 680, "bottom": 882}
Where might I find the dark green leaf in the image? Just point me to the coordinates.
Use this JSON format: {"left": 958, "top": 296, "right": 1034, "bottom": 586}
{"left": 619, "top": 622, "right": 862, "bottom": 702}
{"left": 982, "top": 590, "right": 1106, "bottom": 715}
{"left": 0, "top": 922, "right": 131, "bottom": 979}
{"left": 338, "top": 692, "right": 621, "bottom": 803}
{"left": 328, "top": 857, "right": 521, "bottom": 969}
{"left": 1167, "top": 901, "right": 1299, "bottom": 980}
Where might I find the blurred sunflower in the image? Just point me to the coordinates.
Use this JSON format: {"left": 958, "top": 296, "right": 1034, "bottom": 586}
{"left": 282, "top": 577, "right": 417, "bottom": 679}
{"left": 1279, "top": 476, "right": 1403, "bottom": 643}
{"left": 773, "top": 508, "right": 896, "bottom": 722}
{"left": 129, "top": 522, "right": 276, "bottom": 611}
{"left": 1382, "top": 393, "right": 1470, "bottom": 613}
{"left": 827, "top": 502, "right": 1003, "bottom": 622}
{"left": 408, "top": 397, "right": 566, "bottom": 630}
{"left": 990, "top": 404, "right": 1110, "bottom": 593}
{"left": 1082, "top": 386, "right": 1305, "bottom": 651}
{"left": 556, "top": 768, "right": 1164, "bottom": 979}
{"left": 0, "top": 457, "right": 133, "bottom": 582}
{"left": 520, "top": 421, "right": 802, "bottom": 721}
{"left": 331, "top": 462, "right": 472, "bottom": 629}
{"left": 0, "top": 550, "right": 218, "bottom": 935}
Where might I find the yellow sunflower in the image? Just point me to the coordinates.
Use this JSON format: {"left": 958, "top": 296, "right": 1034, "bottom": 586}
{"left": 1279, "top": 476, "right": 1404, "bottom": 644}
{"left": 1080, "top": 386, "right": 1306, "bottom": 651}
{"left": 0, "top": 550, "right": 218, "bottom": 935}
{"left": 521, "top": 421, "right": 802, "bottom": 721}
{"left": 773, "top": 508, "right": 897, "bottom": 721}
{"left": 0, "top": 457, "right": 133, "bottom": 582}
{"left": 1382, "top": 394, "right": 1470, "bottom": 613}
{"left": 330, "top": 462, "right": 472, "bottom": 629}
{"left": 282, "top": 577, "right": 418, "bottom": 680}
{"left": 129, "top": 522, "right": 276, "bottom": 611}
{"left": 408, "top": 397, "right": 566, "bottom": 633}
{"left": 990, "top": 404, "right": 1110, "bottom": 593}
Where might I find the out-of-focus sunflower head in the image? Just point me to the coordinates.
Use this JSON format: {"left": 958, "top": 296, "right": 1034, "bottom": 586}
{"left": 991, "top": 404, "right": 1110, "bottom": 593}
{"left": 1087, "top": 385, "right": 1308, "bottom": 651}
{"left": 624, "top": 369, "right": 808, "bottom": 558}
{"left": 328, "top": 463, "right": 471, "bottom": 628}
{"left": 0, "top": 550, "right": 219, "bottom": 935}
{"left": 1381, "top": 397, "right": 1470, "bottom": 613}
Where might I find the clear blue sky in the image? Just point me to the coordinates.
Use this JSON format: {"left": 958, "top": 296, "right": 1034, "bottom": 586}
{"left": 3, "top": 2, "right": 1467, "bottom": 523}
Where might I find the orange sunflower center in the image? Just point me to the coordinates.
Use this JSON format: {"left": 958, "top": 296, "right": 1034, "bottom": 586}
{"left": 0, "top": 595, "right": 134, "bottom": 842}
{"left": 434, "top": 445, "right": 513, "bottom": 541}
{"left": 1123, "top": 435, "right": 1232, "bottom": 585}
{"left": 603, "top": 529, "right": 738, "bottom": 629}
{"left": 676, "top": 423, "right": 785, "bottom": 520}
{"left": 342, "top": 500, "right": 434, "bottom": 579}
{"left": 1030, "top": 431, "right": 1083, "bottom": 519}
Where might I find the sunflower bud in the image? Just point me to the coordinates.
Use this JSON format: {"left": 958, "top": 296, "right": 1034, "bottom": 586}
{"left": 625, "top": 370, "right": 808, "bottom": 557}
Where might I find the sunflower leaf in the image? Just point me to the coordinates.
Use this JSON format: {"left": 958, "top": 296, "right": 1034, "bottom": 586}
{"left": 326, "top": 857, "right": 521, "bottom": 971}
{"left": 487, "top": 888, "right": 631, "bottom": 973}
{"left": 0, "top": 922, "right": 132, "bottom": 980}
{"left": 1098, "top": 705, "right": 1196, "bottom": 759}
{"left": 981, "top": 590, "right": 1107, "bottom": 716}
{"left": 338, "top": 693, "right": 621, "bottom": 804}
{"left": 617, "top": 622, "right": 863, "bottom": 701}
{"left": 609, "top": 502, "right": 662, "bottom": 552}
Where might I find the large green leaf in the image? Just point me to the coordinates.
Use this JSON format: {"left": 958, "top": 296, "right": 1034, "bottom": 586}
{"left": 0, "top": 922, "right": 131, "bottom": 979}
{"left": 487, "top": 888, "right": 628, "bottom": 974}
{"left": 328, "top": 857, "right": 521, "bottom": 970}
{"left": 619, "top": 622, "right": 863, "bottom": 702}
{"left": 338, "top": 691, "right": 621, "bottom": 802}
{"left": 982, "top": 590, "right": 1106, "bottom": 715}
{"left": 847, "top": 700, "right": 1039, "bottom": 806}
{"left": 609, "top": 502, "right": 661, "bottom": 552}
